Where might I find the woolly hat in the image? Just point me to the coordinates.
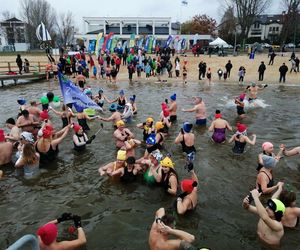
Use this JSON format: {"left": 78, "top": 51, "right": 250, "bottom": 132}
{"left": 109, "top": 103, "right": 117, "bottom": 112}
{"left": 17, "top": 98, "right": 26, "bottom": 105}
{"left": 119, "top": 89, "right": 125, "bottom": 96}
{"left": 116, "top": 120, "right": 125, "bottom": 128}
{"left": 183, "top": 122, "right": 193, "bottom": 133}
{"left": 37, "top": 223, "right": 58, "bottom": 246}
{"left": 146, "top": 117, "right": 154, "bottom": 123}
{"left": 160, "top": 156, "right": 174, "bottom": 168}
{"left": 155, "top": 122, "right": 164, "bottom": 131}
{"left": 236, "top": 123, "right": 247, "bottom": 133}
{"left": 181, "top": 179, "right": 195, "bottom": 193}
{"left": 163, "top": 109, "right": 170, "bottom": 117}
{"left": 42, "top": 127, "right": 53, "bottom": 139}
{"left": 262, "top": 155, "right": 277, "bottom": 168}
{"left": 40, "top": 110, "right": 49, "bottom": 120}
{"left": 117, "top": 150, "right": 126, "bottom": 161}
{"left": 150, "top": 149, "right": 163, "bottom": 161}
{"left": 170, "top": 93, "right": 176, "bottom": 101}
{"left": 262, "top": 142, "right": 273, "bottom": 151}
{"left": 21, "top": 131, "right": 34, "bottom": 143}
{"left": 73, "top": 124, "right": 82, "bottom": 133}
{"left": 146, "top": 134, "right": 156, "bottom": 145}
{"left": 0, "top": 129, "right": 5, "bottom": 142}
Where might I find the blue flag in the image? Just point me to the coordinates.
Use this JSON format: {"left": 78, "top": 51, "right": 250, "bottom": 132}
{"left": 58, "top": 73, "right": 102, "bottom": 112}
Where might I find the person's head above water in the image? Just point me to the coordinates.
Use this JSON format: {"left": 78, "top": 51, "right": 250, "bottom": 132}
{"left": 215, "top": 110, "right": 222, "bottom": 119}
{"left": 37, "top": 223, "right": 58, "bottom": 246}
{"left": 262, "top": 142, "right": 273, "bottom": 152}
{"left": 266, "top": 198, "right": 286, "bottom": 221}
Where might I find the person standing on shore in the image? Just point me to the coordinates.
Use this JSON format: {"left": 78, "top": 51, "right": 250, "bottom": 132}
{"left": 225, "top": 60, "right": 233, "bottom": 78}
{"left": 16, "top": 54, "right": 23, "bottom": 75}
{"left": 279, "top": 63, "right": 288, "bottom": 83}
{"left": 269, "top": 52, "right": 276, "bottom": 65}
{"left": 258, "top": 61, "right": 266, "bottom": 81}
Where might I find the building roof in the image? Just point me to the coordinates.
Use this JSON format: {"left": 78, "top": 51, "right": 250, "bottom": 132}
{"left": 255, "top": 14, "right": 283, "bottom": 24}
{"left": 5, "top": 17, "right": 23, "bottom": 22}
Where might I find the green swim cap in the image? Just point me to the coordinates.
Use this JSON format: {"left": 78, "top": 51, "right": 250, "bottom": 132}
{"left": 267, "top": 198, "right": 285, "bottom": 221}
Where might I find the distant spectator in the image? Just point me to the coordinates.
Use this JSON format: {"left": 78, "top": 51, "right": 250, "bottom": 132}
{"left": 225, "top": 60, "right": 233, "bottom": 78}
{"left": 279, "top": 63, "right": 288, "bottom": 83}
{"left": 258, "top": 61, "right": 266, "bottom": 81}
{"left": 16, "top": 54, "right": 23, "bottom": 75}
{"left": 269, "top": 52, "right": 276, "bottom": 65}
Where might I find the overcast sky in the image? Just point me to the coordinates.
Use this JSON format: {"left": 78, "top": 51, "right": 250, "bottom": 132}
{"left": 2, "top": 0, "right": 281, "bottom": 32}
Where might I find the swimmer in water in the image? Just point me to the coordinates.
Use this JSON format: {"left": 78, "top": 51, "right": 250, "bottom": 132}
{"left": 208, "top": 110, "right": 232, "bottom": 143}
{"left": 245, "top": 82, "right": 267, "bottom": 103}
{"left": 182, "top": 97, "right": 207, "bottom": 126}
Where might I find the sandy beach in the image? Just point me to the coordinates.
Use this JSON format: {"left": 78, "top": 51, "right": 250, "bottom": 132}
{"left": 0, "top": 52, "right": 299, "bottom": 86}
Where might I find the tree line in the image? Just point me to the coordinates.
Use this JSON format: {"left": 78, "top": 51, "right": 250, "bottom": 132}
{"left": 181, "top": 0, "right": 300, "bottom": 46}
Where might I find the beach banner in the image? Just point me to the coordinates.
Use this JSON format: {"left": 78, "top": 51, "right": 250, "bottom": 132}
{"left": 95, "top": 32, "right": 103, "bottom": 57}
{"left": 138, "top": 37, "right": 144, "bottom": 49}
{"left": 144, "top": 36, "right": 150, "bottom": 51}
{"left": 164, "top": 35, "right": 173, "bottom": 48}
{"left": 177, "top": 39, "right": 182, "bottom": 52}
{"left": 147, "top": 36, "right": 153, "bottom": 53}
{"left": 58, "top": 73, "right": 102, "bottom": 111}
{"left": 122, "top": 40, "right": 128, "bottom": 50}
{"left": 98, "top": 37, "right": 105, "bottom": 54}
{"left": 152, "top": 37, "right": 156, "bottom": 52}
{"left": 88, "top": 40, "right": 96, "bottom": 53}
{"left": 102, "top": 32, "right": 114, "bottom": 52}
{"left": 129, "top": 33, "right": 135, "bottom": 48}
{"left": 106, "top": 34, "right": 114, "bottom": 51}
{"left": 193, "top": 33, "right": 199, "bottom": 46}
{"left": 110, "top": 36, "right": 118, "bottom": 53}
{"left": 181, "top": 38, "right": 186, "bottom": 50}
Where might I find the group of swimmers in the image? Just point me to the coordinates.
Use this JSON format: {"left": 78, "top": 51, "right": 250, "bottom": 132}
{"left": 1, "top": 55, "right": 300, "bottom": 249}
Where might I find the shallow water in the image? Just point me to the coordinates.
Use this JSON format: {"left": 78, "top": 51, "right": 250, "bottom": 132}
{"left": 0, "top": 80, "right": 300, "bottom": 250}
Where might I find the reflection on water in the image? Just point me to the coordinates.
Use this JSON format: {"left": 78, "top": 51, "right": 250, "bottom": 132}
{"left": 0, "top": 80, "right": 300, "bottom": 250}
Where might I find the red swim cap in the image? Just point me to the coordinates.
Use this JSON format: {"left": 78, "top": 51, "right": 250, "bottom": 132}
{"left": 163, "top": 109, "right": 170, "bottom": 117}
{"left": 37, "top": 223, "right": 58, "bottom": 246}
{"left": 181, "top": 179, "right": 194, "bottom": 193}
{"left": 73, "top": 124, "right": 82, "bottom": 133}
{"left": 0, "top": 129, "right": 5, "bottom": 142}
{"left": 40, "top": 110, "right": 49, "bottom": 120}
{"left": 42, "top": 128, "right": 52, "bottom": 138}
{"left": 215, "top": 114, "right": 222, "bottom": 119}
{"left": 236, "top": 123, "right": 247, "bottom": 133}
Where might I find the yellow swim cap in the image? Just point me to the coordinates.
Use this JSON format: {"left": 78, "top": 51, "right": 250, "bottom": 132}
{"left": 155, "top": 121, "right": 164, "bottom": 130}
{"left": 116, "top": 120, "right": 125, "bottom": 128}
{"left": 160, "top": 156, "right": 174, "bottom": 168}
{"left": 146, "top": 117, "right": 154, "bottom": 123}
{"left": 117, "top": 150, "right": 126, "bottom": 161}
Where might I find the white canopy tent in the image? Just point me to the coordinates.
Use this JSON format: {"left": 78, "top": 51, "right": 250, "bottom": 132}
{"left": 209, "top": 37, "right": 230, "bottom": 48}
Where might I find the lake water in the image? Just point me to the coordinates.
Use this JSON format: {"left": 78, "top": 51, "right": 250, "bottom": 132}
{"left": 0, "top": 80, "right": 299, "bottom": 250}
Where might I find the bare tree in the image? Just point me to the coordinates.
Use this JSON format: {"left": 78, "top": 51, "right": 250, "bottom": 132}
{"left": 227, "top": 0, "right": 270, "bottom": 44}
{"left": 218, "top": 6, "right": 236, "bottom": 45}
{"left": 56, "top": 12, "right": 76, "bottom": 47}
{"left": 20, "top": 0, "right": 57, "bottom": 49}
{"left": 280, "top": 0, "right": 300, "bottom": 45}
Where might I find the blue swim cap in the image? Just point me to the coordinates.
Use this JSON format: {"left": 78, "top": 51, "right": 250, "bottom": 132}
{"left": 75, "top": 106, "right": 84, "bottom": 113}
{"left": 17, "top": 98, "right": 26, "bottom": 105}
{"left": 119, "top": 90, "right": 125, "bottom": 96}
{"left": 170, "top": 93, "right": 176, "bottom": 101}
{"left": 109, "top": 103, "right": 117, "bottom": 112}
{"left": 146, "top": 134, "right": 156, "bottom": 145}
{"left": 183, "top": 122, "right": 193, "bottom": 133}
{"left": 98, "top": 88, "right": 104, "bottom": 93}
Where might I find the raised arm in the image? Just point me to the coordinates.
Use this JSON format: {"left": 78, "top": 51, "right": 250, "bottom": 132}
{"left": 49, "top": 107, "right": 63, "bottom": 117}
{"left": 251, "top": 189, "right": 283, "bottom": 231}
{"left": 52, "top": 125, "right": 70, "bottom": 146}
{"left": 245, "top": 134, "right": 257, "bottom": 145}
{"left": 228, "top": 134, "right": 236, "bottom": 144}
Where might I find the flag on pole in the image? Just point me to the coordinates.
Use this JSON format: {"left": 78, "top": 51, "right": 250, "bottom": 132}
{"left": 58, "top": 73, "right": 102, "bottom": 112}
{"left": 182, "top": 0, "right": 188, "bottom": 6}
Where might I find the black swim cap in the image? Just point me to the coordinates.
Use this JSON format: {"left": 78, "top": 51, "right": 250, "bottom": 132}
{"left": 6, "top": 118, "right": 15, "bottom": 125}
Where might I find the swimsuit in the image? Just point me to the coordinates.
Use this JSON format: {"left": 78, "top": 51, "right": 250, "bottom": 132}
{"left": 120, "top": 167, "right": 136, "bottom": 183}
{"left": 212, "top": 128, "right": 226, "bottom": 143}
{"left": 74, "top": 134, "right": 87, "bottom": 151}
{"left": 35, "top": 144, "right": 59, "bottom": 165}
{"left": 169, "top": 115, "right": 177, "bottom": 122}
{"left": 232, "top": 136, "right": 247, "bottom": 154}
{"left": 78, "top": 80, "right": 84, "bottom": 88}
{"left": 61, "top": 116, "right": 69, "bottom": 128}
{"left": 237, "top": 105, "right": 245, "bottom": 115}
{"left": 78, "top": 118, "right": 90, "bottom": 131}
{"left": 180, "top": 134, "right": 196, "bottom": 154}
{"left": 143, "top": 168, "right": 157, "bottom": 185}
{"left": 196, "top": 118, "right": 206, "bottom": 125}
{"left": 257, "top": 170, "right": 274, "bottom": 193}
{"left": 248, "top": 97, "right": 257, "bottom": 102}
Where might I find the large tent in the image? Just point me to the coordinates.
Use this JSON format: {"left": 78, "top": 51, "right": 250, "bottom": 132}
{"left": 209, "top": 37, "right": 230, "bottom": 48}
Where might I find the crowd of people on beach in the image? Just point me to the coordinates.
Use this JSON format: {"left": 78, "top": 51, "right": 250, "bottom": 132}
{"left": 1, "top": 47, "right": 300, "bottom": 249}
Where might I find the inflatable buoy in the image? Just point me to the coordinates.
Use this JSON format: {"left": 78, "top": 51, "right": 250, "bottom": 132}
{"left": 52, "top": 96, "right": 61, "bottom": 108}
{"left": 84, "top": 108, "right": 95, "bottom": 117}
{"left": 40, "top": 96, "right": 49, "bottom": 105}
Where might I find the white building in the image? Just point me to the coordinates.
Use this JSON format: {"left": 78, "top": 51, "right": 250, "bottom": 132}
{"left": 248, "top": 14, "right": 283, "bottom": 43}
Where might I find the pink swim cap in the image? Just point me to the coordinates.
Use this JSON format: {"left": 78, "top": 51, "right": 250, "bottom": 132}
{"left": 262, "top": 142, "right": 273, "bottom": 151}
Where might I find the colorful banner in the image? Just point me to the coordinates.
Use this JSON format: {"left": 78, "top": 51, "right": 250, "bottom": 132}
{"left": 102, "top": 32, "right": 114, "bottom": 52}
{"left": 147, "top": 36, "right": 153, "bottom": 53}
{"left": 138, "top": 37, "right": 144, "bottom": 49}
{"left": 95, "top": 32, "right": 103, "bottom": 57}
{"left": 129, "top": 33, "right": 135, "bottom": 48}
{"left": 181, "top": 38, "right": 186, "bottom": 50}
{"left": 88, "top": 40, "right": 96, "bottom": 53}
{"left": 144, "top": 36, "right": 150, "bottom": 51}
{"left": 58, "top": 73, "right": 102, "bottom": 111}
{"left": 164, "top": 35, "right": 173, "bottom": 48}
